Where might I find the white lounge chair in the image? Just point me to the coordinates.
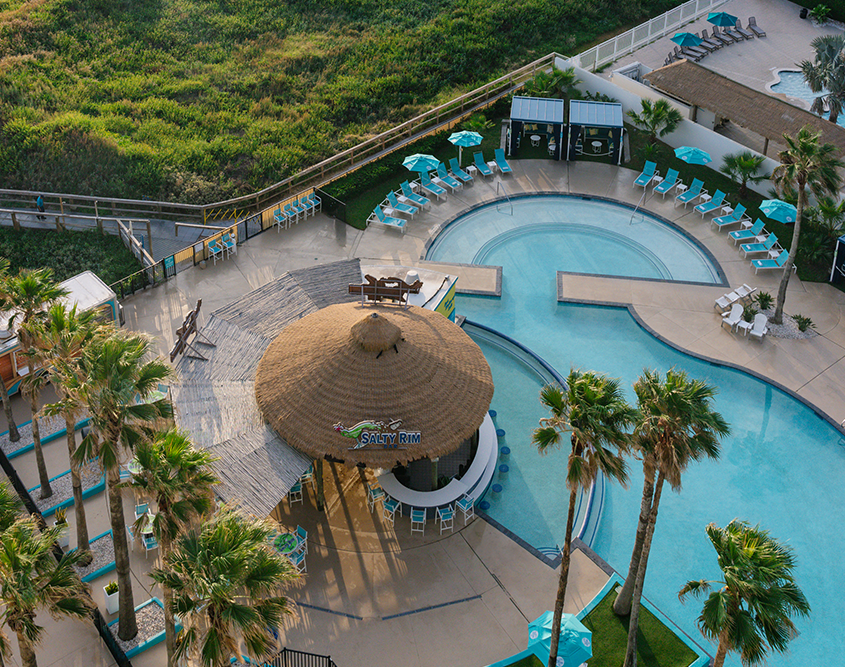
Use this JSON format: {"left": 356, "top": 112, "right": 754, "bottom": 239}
{"left": 721, "top": 303, "right": 743, "bottom": 331}
{"left": 749, "top": 313, "right": 768, "bottom": 341}
{"left": 734, "top": 284, "right": 757, "bottom": 302}
{"left": 714, "top": 291, "right": 740, "bottom": 311}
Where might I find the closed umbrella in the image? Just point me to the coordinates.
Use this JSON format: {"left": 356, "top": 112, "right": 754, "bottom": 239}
{"left": 674, "top": 146, "right": 712, "bottom": 165}
{"left": 402, "top": 153, "right": 440, "bottom": 174}
{"left": 671, "top": 32, "right": 703, "bottom": 48}
{"left": 448, "top": 131, "right": 484, "bottom": 166}
{"left": 760, "top": 199, "right": 798, "bottom": 224}
{"left": 528, "top": 611, "right": 593, "bottom": 667}
{"left": 708, "top": 11, "right": 739, "bottom": 26}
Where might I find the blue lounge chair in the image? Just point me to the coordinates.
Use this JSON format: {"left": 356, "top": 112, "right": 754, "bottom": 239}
{"left": 371, "top": 207, "right": 407, "bottom": 234}
{"left": 494, "top": 149, "right": 512, "bottom": 174}
{"left": 741, "top": 233, "right": 778, "bottom": 258}
{"left": 473, "top": 152, "right": 493, "bottom": 178}
{"left": 712, "top": 204, "right": 749, "bottom": 231}
{"left": 695, "top": 189, "right": 726, "bottom": 218}
{"left": 752, "top": 249, "right": 792, "bottom": 274}
{"left": 432, "top": 165, "right": 461, "bottom": 192}
{"left": 653, "top": 169, "right": 680, "bottom": 198}
{"left": 634, "top": 161, "right": 657, "bottom": 188}
{"left": 437, "top": 162, "right": 464, "bottom": 188}
{"left": 386, "top": 191, "right": 417, "bottom": 218}
{"left": 729, "top": 219, "right": 765, "bottom": 245}
{"left": 449, "top": 158, "right": 473, "bottom": 183}
{"left": 400, "top": 181, "right": 430, "bottom": 208}
{"left": 675, "top": 178, "right": 705, "bottom": 208}
{"left": 419, "top": 172, "right": 447, "bottom": 200}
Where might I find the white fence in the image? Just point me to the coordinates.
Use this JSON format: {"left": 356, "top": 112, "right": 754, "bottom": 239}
{"left": 573, "top": 0, "right": 729, "bottom": 72}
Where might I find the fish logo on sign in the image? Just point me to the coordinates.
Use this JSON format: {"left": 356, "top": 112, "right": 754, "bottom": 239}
{"left": 334, "top": 418, "right": 419, "bottom": 450}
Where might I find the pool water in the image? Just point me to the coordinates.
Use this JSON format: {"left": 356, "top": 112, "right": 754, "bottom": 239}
{"left": 770, "top": 70, "right": 843, "bottom": 126}
{"left": 429, "top": 195, "right": 845, "bottom": 666}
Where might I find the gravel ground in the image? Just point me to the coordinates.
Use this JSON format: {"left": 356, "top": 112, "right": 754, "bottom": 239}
{"left": 759, "top": 308, "right": 818, "bottom": 340}
{"left": 33, "top": 461, "right": 102, "bottom": 512}
{"left": 73, "top": 532, "right": 114, "bottom": 578}
{"left": 0, "top": 415, "right": 64, "bottom": 455}
{"left": 110, "top": 602, "right": 165, "bottom": 655}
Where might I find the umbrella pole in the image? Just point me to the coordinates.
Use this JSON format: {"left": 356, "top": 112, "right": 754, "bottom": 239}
{"left": 459, "top": 147, "right": 462, "bottom": 167}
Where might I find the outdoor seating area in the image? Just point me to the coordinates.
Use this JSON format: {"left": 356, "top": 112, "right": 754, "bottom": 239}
{"left": 664, "top": 13, "right": 765, "bottom": 66}
{"left": 273, "top": 192, "right": 322, "bottom": 232}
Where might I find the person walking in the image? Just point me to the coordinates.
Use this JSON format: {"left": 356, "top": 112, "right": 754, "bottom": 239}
{"left": 35, "top": 195, "right": 46, "bottom": 221}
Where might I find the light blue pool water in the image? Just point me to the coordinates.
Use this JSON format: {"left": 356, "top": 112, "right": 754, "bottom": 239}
{"left": 429, "top": 195, "right": 845, "bottom": 666}
{"left": 770, "top": 70, "right": 844, "bottom": 127}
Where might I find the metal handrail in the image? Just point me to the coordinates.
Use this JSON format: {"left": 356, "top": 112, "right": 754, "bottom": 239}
{"left": 496, "top": 182, "right": 513, "bottom": 216}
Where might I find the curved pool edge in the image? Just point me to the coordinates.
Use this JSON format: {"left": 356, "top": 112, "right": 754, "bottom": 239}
{"left": 766, "top": 68, "right": 814, "bottom": 111}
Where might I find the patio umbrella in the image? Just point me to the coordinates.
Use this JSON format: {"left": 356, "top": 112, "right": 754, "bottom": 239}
{"left": 760, "top": 199, "right": 798, "bottom": 223}
{"left": 671, "top": 32, "right": 703, "bottom": 48}
{"left": 674, "top": 146, "right": 712, "bottom": 165}
{"left": 528, "top": 611, "right": 593, "bottom": 667}
{"left": 402, "top": 153, "right": 440, "bottom": 174}
{"left": 448, "top": 130, "right": 483, "bottom": 166}
{"left": 708, "top": 11, "right": 738, "bottom": 26}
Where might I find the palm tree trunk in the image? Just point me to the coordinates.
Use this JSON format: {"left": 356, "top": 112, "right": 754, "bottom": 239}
{"left": 547, "top": 486, "right": 578, "bottom": 667}
{"left": 613, "top": 464, "right": 655, "bottom": 616}
{"left": 66, "top": 415, "right": 91, "bottom": 561}
{"left": 773, "top": 186, "right": 805, "bottom": 325}
{"left": 29, "top": 393, "right": 51, "bottom": 499}
{"left": 713, "top": 627, "right": 731, "bottom": 667}
{"left": 107, "top": 465, "right": 138, "bottom": 641}
{"left": 0, "top": 374, "right": 19, "bottom": 442}
{"left": 160, "top": 525, "right": 177, "bottom": 667}
{"left": 15, "top": 628, "right": 37, "bottom": 667}
{"left": 315, "top": 459, "right": 324, "bottom": 512}
{"left": 623, "top": 472, "right": 666, "bottom": 667}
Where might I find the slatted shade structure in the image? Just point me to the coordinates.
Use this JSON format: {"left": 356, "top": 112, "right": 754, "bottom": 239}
{"left": 254, "top": 302, "right": 494, "bottom": 468}
{"left": 509, "top": 95, "right": 566, "bottom": 160}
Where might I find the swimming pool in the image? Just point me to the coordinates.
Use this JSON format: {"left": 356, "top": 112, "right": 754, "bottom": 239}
{"left": 770, "top": 69, "right": 843, "bottom": 126}
{"left": 428, "top": 195, "right": 845, "bottom": 666}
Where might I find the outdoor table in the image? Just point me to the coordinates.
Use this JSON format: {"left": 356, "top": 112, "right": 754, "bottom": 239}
{"left": 530, "top": 135, "right": 541, "bottom": 146}
{"left": 721, "top": 205, "right": 734, "bottom": 216}
{"left": 651, "top": 175, "right": 664, "bottom": 186}
{"left": 699, "top": 193, "right": 712, "bottom": 204}
{"left": 128, "top": 458, "right": 142, "bottom": 475}
{"left": 466, "top": 165, "right": 477, "bottom": 177}
{"left": 591, "top": 140, "right": 602, "bottom": 152}
{"left": 675, "top": 183, "right": 688, "bottom": 195}
{"left": 737, "top": 320, "right": 752, "bottom": 336}
{"left": 139, "top": 513, "right": 156, "bottom": 535}
{"left": 274, "top": 533, "right": 298, "bottom": 555}
{"left": 487, "top": 161, "right": 499, "bottom": 173}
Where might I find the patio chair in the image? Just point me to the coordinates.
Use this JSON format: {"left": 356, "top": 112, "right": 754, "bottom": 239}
{"left": 734, "top": 19, "right": 753, "bottom": 40}
{"left": 473, "top": 152, "right": 494, "bottom": 178}
{"left": 494, "top": 149, "right": 513, "bottom": 174}
{"left": 299, "top": 465, "right": 315, "bottom": 490}
{"left": 729, "top": 219, "right": 765, "bottom": 245}
{"left": 695, "top": 36, "right": 720, "bottom": 54}
{"left": 712, "top": 204, "right": 750, "bottom": 231}
{"left": 366, "top": 482, "right": 385, "bottom": 513}
{"left": 431, "top": 165, "right": 461, "bottom": 192}
{"left": 633, "top": 160, "right": 657, "bottom": 188}
{"left": 436, "top": 505, "right": 455, "bottom": 535}
{"left": 419, "top": 171, "right": 448, "bottom": 200}
{"left": 207, "top": 239, "right": 224, "bottom": 265}
{"left": 724, "top": 21, "right": 748, "bottom": 41}
{"left": 735, "top": 284, "right": 757, "bottom": 302}
{"left": 653, "top": 168, "right": 680, "bottom": 198}
{"left": 371, "top": 206, "right": 407, "bottom": 234}
{"left": 289, "top": 198, "right": 308, "bottom": 219}
{"left": 290, "top": 549, "right": 307, "bottom": 574}
{"left": 273, "top": 206, "right": 294, "bottom": 232}
{"left": 449, "top": 158, "right": 473, "bottom": 183}
{"left": 740, "top": 233, "right": 778, "bottom": 258}
{"left": 134, "top": 503, "right": 149, "bottom": 521}
{"left": 456, "top": 494, "right": 475, "bottom": 524}
{"left": 436, "top": 162, "right": 464, "bottom": 189}
{"left": 382, "top": 497, "right": 400, "bottom": 526}
{"left": 410, "top": 507, "right": 426, "bottom": 535}
{"left": 675, "top": 178, "right": 706, "bottom": 208}
{"left": 283, "top": 202, "right": 300, "bottom": 225}
{"left": 699, "top": 30, "right": 722, "bottom": 51}
{"left": 307, "top": 191, "right": 322, "bottom": 213}
{"left": 143, "top": 533, "right": 158, "bottom": 560}
{"left": 386, "top": 191, "right": 418, "bottom": 218}
{"left": 674, "top": 45, "right": 702, "bottom": 62}
{"left": 119, "top": 464, "right": 131, "bottom": 481}
{"left": 399, "top": 181, "right": 430, "bottom": 209}
{"left": 295, "top": 525, "right": 308, "bottom": 555}
{"left": 748, "top": 17, "right": 766, "bottom": 38}
{"left": 711, "top": 25, "right": 737, "bottom": 46}
{"left": 694, "top": 190, "right": 726, "bottom": 218}
{"left": 749, "top": 313, "right": 768, "bottom": 341}
{"left": 126, "top": 524, "right": 135, "bottom": 550}
{"left": 222, "top": 232, "right": 237, "bottom": 257}
{"left": 288, "top": 481, "right": 303, "bottom": 505}
{"left": 714, "top": 291, "right": 741, "bottom": 311}
{"left": 297, "top": 196, "right": 315, "bottom": 218}
{"left": 752, "top": 249, "right": 794, "bottom": 274}
{"left": 721, "top": 303, "right": 743, "bottom": 331}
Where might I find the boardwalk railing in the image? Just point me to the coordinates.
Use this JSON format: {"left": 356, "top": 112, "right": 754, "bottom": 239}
{"left": 267, "top": 647, "right": 338, "bottom": 667}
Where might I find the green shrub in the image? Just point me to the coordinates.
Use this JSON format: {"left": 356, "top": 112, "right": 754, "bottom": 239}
{"left": 755, "top": 291, "right": 774, "bottom": 310}
{"left": 792, "top": 314, "right": 816, "bottom": 332}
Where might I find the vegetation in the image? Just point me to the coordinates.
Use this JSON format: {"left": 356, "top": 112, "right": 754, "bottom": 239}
{"left": 0, "top": 260, "right": 20, "bottom": 443}
{"left": 626, "top": 99, "right": 683, "bottom": 146}
{"left": 532, "top": 371, "right": 634, "bottom": 667}
{"left": 792, "top": 314, "right": 816, "bottom": 331}
{"left": 799, "top": 34, "right": 845, "bottom": 124}
{"left": 754, "top": 291, "right": 773, "bottom": 310}
{"left": 720, "top": 151, "right": 768, "bottom": 199}
{"left": 679, "top": 520, "right": 810, "bottom": 667}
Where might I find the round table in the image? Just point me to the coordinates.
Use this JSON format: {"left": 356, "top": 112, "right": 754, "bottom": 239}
{"left": 274, "top": 533, "right": 298, "bottom": 555}
{"left": 530, "top": 135, "right": 541, "bottom": 147}
{"left": 591, "top": 140, "right": 603, "bottom": 153}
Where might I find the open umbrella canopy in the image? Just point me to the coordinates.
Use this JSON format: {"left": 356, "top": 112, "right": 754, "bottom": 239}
{"left": 528, "top": 611, "right": 593, "bottom": 667}
{"left": 448, "top": 131, "right": 484, "bottom": 147}
{"left": 708, "top": 10, "right": 738, "bottom": 26}
{"left": 671, "top": 32, "right": 702, "bottom": 47}
{"left": 402, "top": 153, "right": 440, "bottom": 173}
{"left": 674, "top": 145, "right": 712, "bottom": 165}
{"left": 761, "top": 199, "right": 798, "bottom": 223}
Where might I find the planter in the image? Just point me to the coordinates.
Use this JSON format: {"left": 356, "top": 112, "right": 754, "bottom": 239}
{"left": 54, "top": 521, "right": 69, "bottom": 549}
{"left": 28, "top": 462, "right": 105, "bottom": 517}
{"left": 3, "top": 417, "right": 90, "bottom": 460}
{"left": 72, "top": 530, "right": 117, "bottom": 583}
{"left": 107, "top": 597, "right": 182, "bottom": 658}
{"left": 104, "top": 586, "right": 119, "bottom": 615}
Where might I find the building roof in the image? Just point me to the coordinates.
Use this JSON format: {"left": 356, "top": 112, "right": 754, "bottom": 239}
{"left": 510, "top": 96, "right": 565, "bottom": 124}
{"left": 645, "top": 60, "right": 845, "bottom": 154}
{"left": 569, "top": 100, "right": 624, "bottom": 128}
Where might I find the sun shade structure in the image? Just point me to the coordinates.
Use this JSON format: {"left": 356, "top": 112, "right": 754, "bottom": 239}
{"left": 567, "top": 100, "right": 624, "bottom": 164}
{"left": 674, "top": 146, "right": 712, "bottom": 164}
{"left": 254, "top": 302, "right": 494, "bottom": 468}
{"left": 671, "top": 32, "right": 702, "bottom": 47}
{"left": 509, "top": 95, "right": 566, "bottom": 160}
{"left": 760, "top": 199, "right": 798, "bottom": 223}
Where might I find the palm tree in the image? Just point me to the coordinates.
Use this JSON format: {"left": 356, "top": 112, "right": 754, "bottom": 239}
{"left": 532, "top": 370, "right": 635, "bottom": 667}
{"left": 4, "top": 269, "right": 69, "bottom": 499}
{"left": 626, "top": 98, "right": 683, "bottom": 145}
{"left": 0, "top": 512, "right": 92, "bottom": 667}
{"left": 72, "top": 329, "right": 174, "bottom": 641}
{"left": 800, "top": 34, "right": 845, "bottom": 124}
{"left": 771, "top": 126, "right": 843, "bottom": 324}
{"left": 38, "top": 303, "right": 100, "bottom": 562}
{"left": 720, "top": 150, "right": 768, "bottom": 198}
{"left": 0, "top": 259, "right": 20, "bottom": 444}
{"left": 151, "top": 506, "right": 299, "bottom": 667}
{"left": 620, "top": 369, "right": 729, "bottom": 667}
{"left": 124, "top": 429, "right": 219, "bottom": 667}
{"left": 679, "top": 520, "right": 810, "bottom": 667}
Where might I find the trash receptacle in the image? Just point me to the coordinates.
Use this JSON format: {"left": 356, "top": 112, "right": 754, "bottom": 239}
{"left": 800, "top": 7, "right": 809, "bottom": 18}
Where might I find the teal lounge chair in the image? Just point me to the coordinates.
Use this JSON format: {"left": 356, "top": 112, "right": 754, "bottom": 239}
{"left": 437, "top": 162, "right": 464, "bottom": 188}
{"left": 634, "top": 161, "right": 657, "bottom": 188}
{"left": 386, "top": 191, "right": 418, "bottom": 218}
{"left": 695, "top": 189, "right": 726, "bottom": 217}
{"left": 371, "top": 207, "right": 407, "bottom": 234}
{"left": 449, "top": 158, "right": 473, "bottom": 183}
{"left": 675, "top": 178, "right": 705, "bottom": 208}
{"left": 712, "top": 203, "right": 750, "bottom": 231}
{"left": 752, "top": 249, "right": 792, "bottom": 274}
{"left": 400, "top": 181, "right": 430, "bottom": 208}
{"left": 473, "top": 152, "right": 493, "bottom": 177}
{"left": 653, "top": 168, "right": 680, "bottom": 198}
{"left": 432, "top": 164, "right": 461, "bottom": 192}
{"left": 729, "top": 219, "right": 765, "bottom": 245}
{"left": 741, "top": 233, "right": 778, "bottom": 258}
{"left": 419, "top": 172, "right": 447, "bottom": 200}
{"left": 494, "top": 149, "right": 512, "bottom": 174}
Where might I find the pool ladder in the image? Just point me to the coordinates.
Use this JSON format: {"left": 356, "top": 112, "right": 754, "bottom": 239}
{"left": 496, "top": 182, "right": 513, "bottom": 215}
{"left": 630, "top": 174, "right": 656, "bottom": 225}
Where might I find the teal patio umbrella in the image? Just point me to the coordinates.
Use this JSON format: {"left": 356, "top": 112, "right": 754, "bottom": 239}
{"left": 708, "top": 11, "right": 738, "bottom": 26}
{"left": 528, "top": 611, "right": 593, "bottom": 667}
{"left": 674, "top": 146, "right": 712, "bottom": 165}
{"left": 402, "top": 153, "right": 440, "bottom": 174}
{"left": 671, "top": 32, "right": 703, "bottom": 48}
{"left": 448, "top": 130, "right": 483, "bottom": 166}
{"left": 761, "top": 199, "right": 798, "bottom": 223}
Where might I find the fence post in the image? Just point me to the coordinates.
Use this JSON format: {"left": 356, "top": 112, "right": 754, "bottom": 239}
{"left": 11, "top": 212, "right": 18, "bottom": 231}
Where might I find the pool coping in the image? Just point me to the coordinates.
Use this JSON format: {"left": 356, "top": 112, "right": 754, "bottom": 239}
{"left": 765, "top": 68, "right": 815, "bottom": 112}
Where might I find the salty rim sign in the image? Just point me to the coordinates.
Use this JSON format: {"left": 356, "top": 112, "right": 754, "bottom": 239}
{"left": 334, "top": 419, "right": 421, "bottom": 450}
